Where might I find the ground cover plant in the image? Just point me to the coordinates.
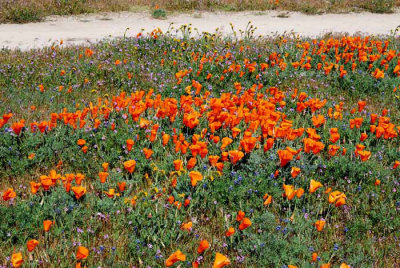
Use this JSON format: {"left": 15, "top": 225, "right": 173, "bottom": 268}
{"left": 1, "top": 25, "right": 400, "bottom": 267}
{"left": 1, "top": 0, "right": 399, "bottom": 23}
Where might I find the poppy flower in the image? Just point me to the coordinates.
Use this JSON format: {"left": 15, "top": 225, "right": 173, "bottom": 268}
{"left": 221, "top": 137, "right": 233, "bottom": 151}
{"left": 225, "top": 227, "right": 235, "bottom": 237}
{"left": 11, "top": 252, "right": 23, "bottom": 268}
{"left": 173, "top": 159, "right": 183, "bottom": 171}
{"left": 118, "top": 182, "right": 126, "bottom": 192}
{"left": 71, "top": 186, "right": 86, "bottom": 200}
{"left": 239, "top": 218, "right": 252, "bottom": 230}
{"left": 43, "top": 220, "right": 54, "bottom": 232}
{"left": 263, "top": 193, "right": 272, "bottom": 206}
{"left": 278, "top": 149, "right": 294, "bottom": 167}
{"left": 213, "top": 253, "right": 231, "bottom": 268}
{"left": 328, "top": 145, "right": 340, "bottom": 157}
{"left": 296, "top": 188, "right": 304, "bottom": 198}
{"left": 165, "top": 250, "right": 186, "bottom": 267}
{"left": 315, "top": 219, "right": 326, "bottom": 231}
{"left": 11, "top": 120, "right": 25, "bottom": 135}
{"left": 236, "top": 210, "right": 245, "bottom": 222}
{"left": 126, "top": 139, "right": 134, "bottom": 151}
{"left": 312, "top": 114, "right": 325, "bottom": 128}
{"left": 309, "top": 179, "right": 323, "bottom": 193}
{"left": 311, "top": 252, "right": 318, "bottom": 262}
{"left": 328, "top": 191, "right": 346, "bottom": 207}
{"left": 181, "top": 222, "right": 193, "bottom": 232}
{"left": 340, "top": 263, "right": 351, "bottom": 268}
{"left": 197, "top": 240, "right": 210, "bottom": 254}
{"left": 124, "top": 160, "right": 136, "bottom": 173}
{"left": 30, "top": 181, "right": 41, "bottom": 194}
{"left": 189, "top": 171, "right": 203, "bottom": 187}
{"left": 264, "top": 138, "right": 274, "bottom": 152}
{"left": 283, "top": 184, "right": 296, "bottom": 200}
{"left": 77, "top": 139, "right": 86, "bottom": 146}
{"left": 75, "top": 173, "right": 85, "bottom": 185}
{"left": 98, "top": 172, "right": 109, "bottom": 183}
{"left": 209, "top": 155, "right": 220, "bottom": 166}
{"left": 358, "top": 150, "right": 371, "bottom": 162}
{"left": 393, "top": 160, "right": 400, "bottom": 169}
{"left": 291, "top": 167, "right": 301, "bottom": 178}
{"left": 40, "top": 175, "right": 53, "bottom": 191}
{"left": 329, "top": 128, "right": 340, "bottom": 143}
{"left": 27, "top": 239, "right": 39, "bottom": 252}
{"left": 228, "top": 150, "right": 244, "bottom": 164}
{"left": 104, "top": 188, "right": 116, "bottom": 198}
{"left": 2, "top": 188, "right": 16, "bottom": 201}
{"left": 162, "top": 133, "right": 170, "bottom": 146}
{"left": 76, "top": 246, "right": 89, "bottom": 260}
{"left": 102, "top": 162, "right": 109, "bottom": 172}
{"left": 143, "top": 148, "right": 153, "bottom": 159}
{"left": 81, "top": 146, "right": 88, "bottom": 153}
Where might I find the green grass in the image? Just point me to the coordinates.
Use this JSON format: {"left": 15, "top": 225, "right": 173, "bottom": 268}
{"left": 0, "top": 28, "right": 400, "bottom": 267}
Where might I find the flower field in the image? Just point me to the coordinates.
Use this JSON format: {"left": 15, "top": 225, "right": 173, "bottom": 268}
{"left": 1, "top": 27, "right": 400, "bottom": 267}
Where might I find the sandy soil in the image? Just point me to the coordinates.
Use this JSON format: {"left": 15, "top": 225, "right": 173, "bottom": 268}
{"left": 1, "top": 11, "right": 399, "bottom": 50}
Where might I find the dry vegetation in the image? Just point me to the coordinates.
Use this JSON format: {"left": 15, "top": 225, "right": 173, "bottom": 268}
{"left": 0, "top": 0, "right": 399, "bottom": 23}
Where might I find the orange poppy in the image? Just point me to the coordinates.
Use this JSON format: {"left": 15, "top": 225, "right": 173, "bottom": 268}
{"left": 239, "top": 218, "right": 252, "bottom": 230}
{"left": 173, "top": 159, "right": 183, "bottom": 171}
{"left": 71, "top": 186, "right": 86, "bottom": 200}
{"left": 30, "top": 181, "right": 41, "bottom": 194}
{"left": 2, "top": 188, "right": 16, "bottom": 201}
{"left": 328, "top": 191, "right": 346, "bottom": 207}
{"left": 228, "top": 150, "right": 244, "bottom": 164}
{"left": 165, "top": 250, "right": 186, "bottom": 267}
{"left": 124, "top": 160, "right": 136, "bottom": 173}
{"left": 283, "top": 184, "right": 296, "bottom": 200}
{"left": 277, "top": 149, "right": 294, "bottom": 167}
{"left": 181, "top": 222, "right": 193, "bottom": 232}
{"left": 291, "top": 167, "right": 301, "bottom": 178}
{"left": 143, "top": 148, "right": 153, "bottom": 159}
{"left": 236, "top": 210, "right": 245, "bottom": 222}
{"left": 118, "top": 182, "right": 126, "bottom": 192}
{"left": 189, "top": 171, "right": 203, "bottom": 187}
{"left": 104, "top": 188, "right": 116, "bottom": 198}
{"left": 102, "top": 162, "right": 109, "bottom": 172}
{"left": 393, "top": 160, "right": 400, "bottom": 169}
{"left": 263, "top": 193, "right": 273, "bottom": 206}
{"left": 76, "top": 246, "right": 89, "bottom": 260}
{"left": 27, "top": 239, "right": 39, "bottom": 252}
{"left": 81, "top": 146, "right": 88, "bottom": 153}
{"left": 43, "top": 220, "right": 54, "bottom": 232}
{"left": 77, "top": 139, "right": 86, "bottom": 146}
{"left": 75, "top": 173, "right": 85, "bottom": 185}
{"left": 11, "top": 252, "right": 23, "bottom": 268}
{"left": 126, "top": 139, "right": 134, "bottom": 151}
{"left": 197, "top": 240, "right": 210, "bottom": 254}
{"left": 213, "top": 253, "right": 231, "bottom": 268}
{"left": 225, "top": 227, "right": 235, "bottom": 237}
{"left": 98, "top": 172, "right": 109, "bottom": 183}
{"left": 315, "top": 219, "right": 326, "bottom": 231}
{"left": 310, "top": 179, "right": 323, "bottom": 193}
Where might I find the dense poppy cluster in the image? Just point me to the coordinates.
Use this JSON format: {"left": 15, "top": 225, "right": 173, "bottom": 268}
{"left": 1, "top": 31, "right": 400, "bottom": 267}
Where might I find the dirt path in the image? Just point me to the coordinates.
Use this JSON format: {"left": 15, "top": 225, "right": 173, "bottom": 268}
{"left": 1, "top": 11, "right": 399, "bottom": 50}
